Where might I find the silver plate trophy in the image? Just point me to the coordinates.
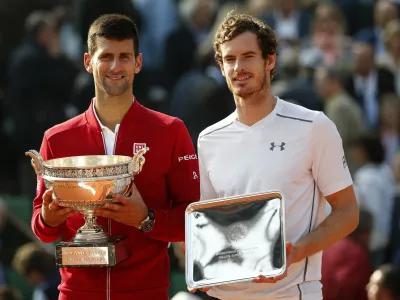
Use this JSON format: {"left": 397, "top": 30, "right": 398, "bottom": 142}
{"left": 25, "top": 148, "right": 149, "bottom": 268}
{"left": 185, "top": 192, "right": 286, "bottom": 289}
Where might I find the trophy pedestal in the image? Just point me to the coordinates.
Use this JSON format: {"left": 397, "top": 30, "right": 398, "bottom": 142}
{"left": 55, "top": 236, "right": 129, "bottom": 268}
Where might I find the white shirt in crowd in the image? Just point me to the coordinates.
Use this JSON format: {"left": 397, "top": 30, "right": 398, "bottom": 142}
{"left": 354, "top": 163, "right": 395, "bottom": 251}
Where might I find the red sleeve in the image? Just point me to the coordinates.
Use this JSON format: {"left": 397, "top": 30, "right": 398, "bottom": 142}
{"left": 144, "top": 119, "right": 200, "bottom": 242}
{"left": 31, "top": 134, "right": 65, "bottom": 243}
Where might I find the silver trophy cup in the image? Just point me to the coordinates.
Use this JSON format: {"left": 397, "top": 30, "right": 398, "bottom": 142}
{"left": 25, "top": 148, "right": 149, "bottom": 267}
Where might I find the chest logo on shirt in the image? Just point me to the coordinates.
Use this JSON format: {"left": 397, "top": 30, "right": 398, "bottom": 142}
{"left": 133, "top": 143, "right": 147, "bottom": 154}
{"left": 270, "top": 142, "right": 286, "bottom": 151}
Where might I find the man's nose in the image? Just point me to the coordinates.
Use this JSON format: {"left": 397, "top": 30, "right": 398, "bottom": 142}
{"left": 110, "top": 58, "right": 123, "bottom": 72}
{"left": 234, "top": 59, "right": 245, "bottom": 73}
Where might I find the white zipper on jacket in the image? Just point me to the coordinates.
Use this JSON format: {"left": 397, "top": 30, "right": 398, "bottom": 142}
{"left": 100, "top": 131, "right": 111, "bottom": 300}
{"left": 102, "top": 127, "right": 120, "bottom": 300}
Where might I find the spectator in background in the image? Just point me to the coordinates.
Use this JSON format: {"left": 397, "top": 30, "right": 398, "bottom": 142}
{"left": 356, "top": 0, "right": 398, "bottom": 59}
{"left": 345, "top": 41, "right": 395, "bottom": 130}
{"left": 379, "top": 94, "right": 400, "bottom": 165}
{"left": 378, "top": 19, "right": 400, "bottom": 95}
{"left": 260, "top": 0, "right": 312, "bottom": 49}
{"left": 0, "top": 285, "right": 22, "bottom": 300}
{"left": 6, "top": 10, "right": 78, "bottom": 197}
{"left": 329, "top": 0, "right": 362, "bottom": 36}
{"left": 133, "top": 0, "right": 178, "bottom": 70}
{"left": 164, "top": 0, "right": 218, "bottom": 91}
{"left": 322, "top": 209, "right": 373, "bottom": 300}
{"left": 52, "top": 5, "right": 81, "bottom": 65}
{"left": 244, "top": 0, "right": 273, "bottom": 16}
{"left": 314, "top": 65, "right": 364, "bottom": 174}
{"left": 277, "top": 49, "right": 323, "bottom": 112}
{"left": 352, "top": 133, "right": 396, "bottom": 267}
{"left": 299, "top": 2, "right": 354, "bottom": 69}
{"left": 12, "top": 243, "right": 60, "bottom": 300}
{"left": 7, "top": 10, "right": 78, "bottom": 152}
{"left": 388, "top": 152, "right": 400, "bottom": 265}
{"left": 367, "top": 264, "right": 400, "bottom": 300}
{"left": 169, "top": 41, "right": 234, "bottom": 145}
{"left": 0, "top": 200, "right": 6, "bottom": 286}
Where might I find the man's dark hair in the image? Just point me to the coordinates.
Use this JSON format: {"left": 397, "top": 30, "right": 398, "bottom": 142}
{"left": 378, "top": 264, "right": 400, "bottom": 299}
{"left": 87, "top": 14, "right": 139, "bottom": 57}
{"left": 213, "top": 12, "right": 278, "bottom": 79}
{"left": 12, "top": 243, "right": 55, "bottom": 278}
{"left": 352, "top": 132, "right": 385, "bottom": 164}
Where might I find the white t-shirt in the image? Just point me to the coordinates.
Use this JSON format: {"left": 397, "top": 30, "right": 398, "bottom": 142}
{"left": 197, "top": 98, "right": 353, "bottom": 300}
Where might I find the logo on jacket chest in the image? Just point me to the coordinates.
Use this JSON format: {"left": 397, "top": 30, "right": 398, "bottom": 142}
{"left": 133, "top": 143, "right": 147, "bottom": 154}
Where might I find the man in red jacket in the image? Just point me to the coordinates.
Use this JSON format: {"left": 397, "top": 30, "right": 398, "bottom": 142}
{"left": 31, "top": 14, "right": 200, "bottom": 300}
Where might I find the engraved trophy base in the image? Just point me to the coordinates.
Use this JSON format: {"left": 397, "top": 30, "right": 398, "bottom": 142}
{"left": 55, "top": 236, "right": 129, "bottom": 268}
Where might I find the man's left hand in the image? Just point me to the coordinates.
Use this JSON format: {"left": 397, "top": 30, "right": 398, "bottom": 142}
{"left": 252, "top": 242, "right": 298, "bottom": 284}
{"left": 93, "top": 182, "right": 148, "bottom": 228}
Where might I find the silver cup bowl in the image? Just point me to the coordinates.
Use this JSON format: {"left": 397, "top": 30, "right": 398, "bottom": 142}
{"left": 25, "top": 148, "right": 149, "bottom": 243}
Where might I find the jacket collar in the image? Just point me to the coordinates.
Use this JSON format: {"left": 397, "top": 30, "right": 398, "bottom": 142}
{"left": 85, "top": 96, "right": 142, "bottom": 132}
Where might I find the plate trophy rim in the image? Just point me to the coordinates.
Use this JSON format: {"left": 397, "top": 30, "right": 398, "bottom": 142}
{"left": 184, "top": 190, "right": 287, "bottom": 289}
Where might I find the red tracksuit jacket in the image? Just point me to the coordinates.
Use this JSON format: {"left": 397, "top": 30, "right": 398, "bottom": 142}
{"left": 32, "top": 99, "right": 200, "bottom": 300}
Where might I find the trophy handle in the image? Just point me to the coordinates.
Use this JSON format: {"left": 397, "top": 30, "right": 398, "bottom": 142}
{"left": 25, "top": 150, "right": 45, "bottom": 177}
{"left": 129, "top": 147, "right": 149, "bottom": 175}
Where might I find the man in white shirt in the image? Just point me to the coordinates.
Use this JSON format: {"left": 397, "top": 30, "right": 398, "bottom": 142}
{"left": 194, "top": 12, "right": 359, "bottom": 300}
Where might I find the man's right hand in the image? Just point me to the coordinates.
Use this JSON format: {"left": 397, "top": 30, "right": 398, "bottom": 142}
{"left": 41, "top": 189, "right": 79, "bottom": 227}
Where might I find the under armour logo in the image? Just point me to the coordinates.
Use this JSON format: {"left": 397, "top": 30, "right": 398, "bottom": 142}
{"left": 193, "top": 171, "right": 199, "bottom": 179}
{"left": 342, "top": 155, "right": 348, "bottom": 169}
{"left": 270, "top": 142, "right": 286, "bottom": 151}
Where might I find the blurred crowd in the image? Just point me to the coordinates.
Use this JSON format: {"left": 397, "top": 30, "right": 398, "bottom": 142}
{"left": 0, "top": 0, "right": 400, "bottom": 299}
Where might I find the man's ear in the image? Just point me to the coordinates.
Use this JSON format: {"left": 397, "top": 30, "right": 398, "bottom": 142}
{"left": 266, "top": 53, "right": 276, "bottom": 72}
{"left": 134, "top": 53, "right": 143, "bottom": 74}
{"left": 84, "top": 53, "right": 93, "bottom": 73}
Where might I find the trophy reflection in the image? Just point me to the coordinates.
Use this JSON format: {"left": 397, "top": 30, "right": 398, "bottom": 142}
{"left": 25, "top": 148, "right": 149, "bottom": 267}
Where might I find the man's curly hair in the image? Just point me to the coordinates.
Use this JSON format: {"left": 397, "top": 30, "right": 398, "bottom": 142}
{"left": 213, "top": 12, "right": 278, "bottom": 79}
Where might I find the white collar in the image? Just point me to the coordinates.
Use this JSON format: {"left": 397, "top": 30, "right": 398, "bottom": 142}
{"left": 92, "top": 97, "right": 135, "bottom": 131}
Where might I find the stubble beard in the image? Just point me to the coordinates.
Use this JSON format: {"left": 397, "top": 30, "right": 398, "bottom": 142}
{"left": 102, "top": 78, "right": 131, "bottom": 96}
{"left": 227, "top": 69, "right": 268, "bottom": 103}
{"left": 99, "top": 72, "right": 135, "bottom": 97}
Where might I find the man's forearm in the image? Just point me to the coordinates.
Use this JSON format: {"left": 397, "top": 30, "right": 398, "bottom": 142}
{"left": 32, "top": 210, "right": 63, "bottom": 243}
{"left": 292, "top": 201, "right": 359, "bottom": 263}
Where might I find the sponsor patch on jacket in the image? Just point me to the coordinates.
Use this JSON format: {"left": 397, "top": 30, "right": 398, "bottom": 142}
{"left": 133, "top": 143, "right": 146, "bottom": 154}
{"left": 178, "top": 154, "right": 197, "bottom": 162}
